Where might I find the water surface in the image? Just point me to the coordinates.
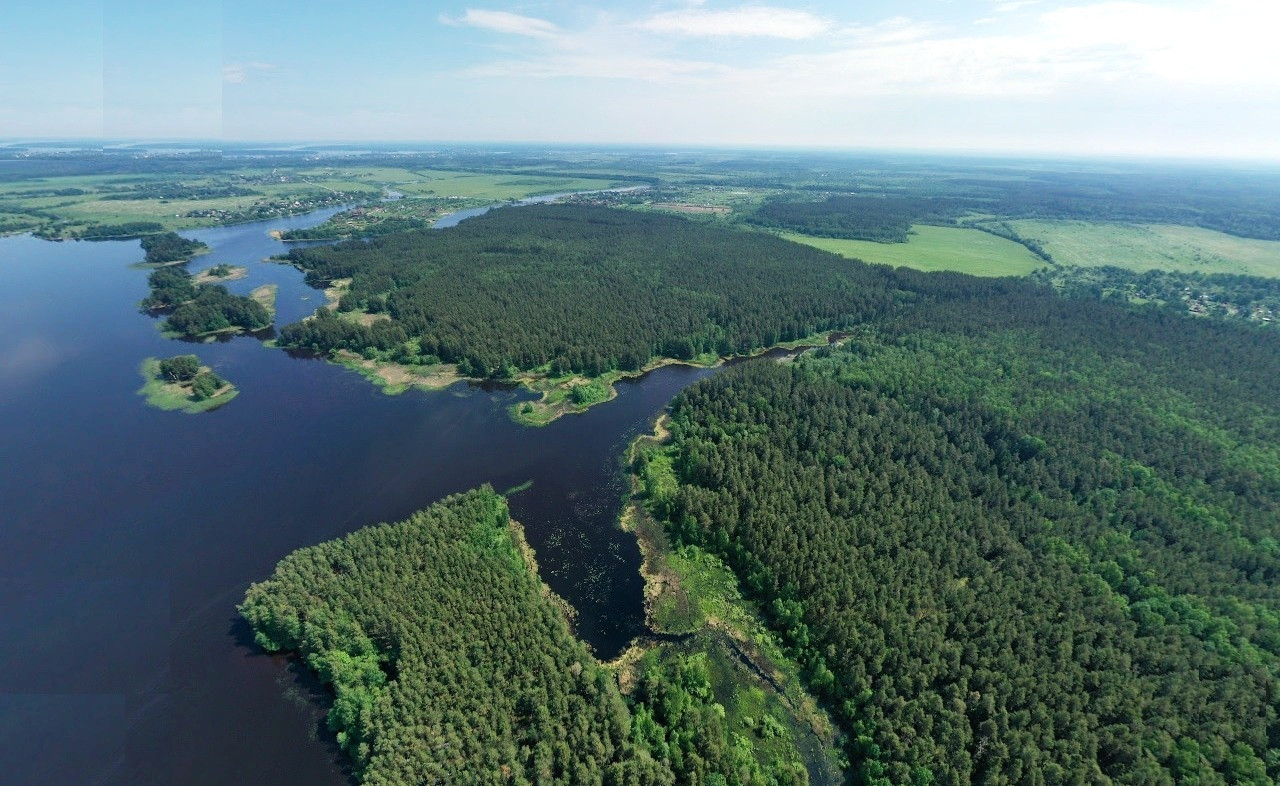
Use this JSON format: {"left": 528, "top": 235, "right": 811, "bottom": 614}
{"left": 0, "top": 209, "right": 713, "bottom": 785}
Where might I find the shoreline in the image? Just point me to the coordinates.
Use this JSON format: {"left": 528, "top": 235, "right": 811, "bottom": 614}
{"left": 306, "top": 326, "right": 841, "bottom": 423}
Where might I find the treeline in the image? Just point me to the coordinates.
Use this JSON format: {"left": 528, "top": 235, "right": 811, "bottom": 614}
{"left": 743, "top": 170, "right": 1280, "bottom": 245}
{"left": 141, "top": 266, "right": 270, "bottom": 337}
{"left": 649, "top": 283, "right": 1280, "bottom": 785}
{"left": 77, "top": 221, "right": 166, "bottom": 240}
{"left": 241, "top": 488, "right": 807, "bottom": 785}
{"left": 1032, "top": 264, "right": 1280, "bottom": 325}
{"left": 747, "top": 195, "right": 967, "bottom": 242}
{"left": 279, "top": 216, "right": 431, "bottom": 241}
{"left": 963, "top": 220, "right": 1054, "bottom": 262}
{"left": 279, "top": 205, "right": 897, "bottom": 376}
{"left": 100, "top": 183, "right": 258, "bottom": 201}
{"left": 140, "top": 231, "right": 207, "bottom": 265}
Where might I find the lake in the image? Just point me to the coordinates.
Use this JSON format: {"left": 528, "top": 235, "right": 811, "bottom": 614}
{"left": 0, "top": 205, "right": 718, "bottom": 785}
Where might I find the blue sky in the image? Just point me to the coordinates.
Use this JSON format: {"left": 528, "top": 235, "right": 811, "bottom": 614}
{"left": 2, "top": 1, "right": 1278, "bottom": 159}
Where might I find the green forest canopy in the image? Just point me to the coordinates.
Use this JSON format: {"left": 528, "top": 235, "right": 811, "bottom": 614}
{"left": 241, "top": 488, "right": 810, "bottom": 786}
{"left": 277, "top": 204, "right": 898, "bottom": 377}
{"left": 645, "top": 280, "right": 1280, "bottom": 785}
{"left": 141, "top": 265, "right": 271, "bottom": 337}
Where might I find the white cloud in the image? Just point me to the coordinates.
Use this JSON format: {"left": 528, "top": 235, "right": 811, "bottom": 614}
{"left": 222, "top": 62, "right": 274, "bottom": 84}
{"left": 443, "top": 9, "right": 561, "bottom": 38}
{"left": 446, "top": 1, "right": 1280, "bottom": 101}
{"left": 840, "top": 16, "right": 937, "bottom": 45}
{"left": 993, "top": 0, "right": 1041, "bottom": 11}
{"left": 637, "top": 5, "right": 831, "bottom": 39}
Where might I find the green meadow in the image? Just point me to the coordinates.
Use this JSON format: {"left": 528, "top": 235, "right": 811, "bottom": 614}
{"left": 780, "top": 224, "right": 1047, "bottom": 277}
{"left": 1010, "top": 220, "right": 1280, "bottom": 277}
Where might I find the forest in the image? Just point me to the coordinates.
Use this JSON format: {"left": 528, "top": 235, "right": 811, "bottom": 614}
{"left": 642, "top": 276, "right": 1280, "bottom": 785}
{"left": 278, "top": 205, "right": 897, "bottom": 377}
{"left": 747, "top": 196, "right": 966, "bottom": 243}
{"left": 741, "top": 170, "right": 1280, "bottom": 244}
{"left": 141, "top": 266, "right": 271, "bottom": 337}
{"left": 139, "top": 231, "right": 208, "bottom": 265}
{"left": 240, "top": 488, "right": 809, "bottom": 785}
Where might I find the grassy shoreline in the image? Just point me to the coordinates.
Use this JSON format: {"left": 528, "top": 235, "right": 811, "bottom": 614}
{"left": 136, "top": 358, "right": 237, "bottom": 413}
{"left": 310, "top": 326, "right": 839, "bottom": 425}
{"left": 249, "top": 283, "right": 277, "bottom": 321}
{"left": 508, "top": 330, "right": 837, "bottom": 426}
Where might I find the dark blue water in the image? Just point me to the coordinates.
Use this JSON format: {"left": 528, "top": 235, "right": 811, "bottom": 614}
{"left": 0, "top": 211, "right": 715, "bottom": 785}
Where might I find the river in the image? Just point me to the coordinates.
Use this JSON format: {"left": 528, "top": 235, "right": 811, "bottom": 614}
{"left": 0, "top": 201, "right": 728, "bottom": 784}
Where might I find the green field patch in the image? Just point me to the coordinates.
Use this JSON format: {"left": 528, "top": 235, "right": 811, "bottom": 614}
{"left": 1010, "top": 220, "right": 1280, "bottom": 277}
{"left": 781, "top": 225, "right": 1046, "bottom": 276}
{"left": 390, "top": 169, "right": 626, "bottom": 200}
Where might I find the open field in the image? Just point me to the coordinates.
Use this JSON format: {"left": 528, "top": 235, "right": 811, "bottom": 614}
{"left": 389, "top": 169, "right": 628, "bottom": 200}
{"left": 780, "top": 224, "right": 1047, "bottom": 276}
{"left": 0, "top": 164, "right": 630, "bottom": 238}
{"left": 1010, "top": 220, "right": 1280, "bottom": 277}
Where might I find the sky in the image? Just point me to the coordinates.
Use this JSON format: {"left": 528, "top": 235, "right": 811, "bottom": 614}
{"left": 2, "top": 0, "right": 1278, "bottom": 159}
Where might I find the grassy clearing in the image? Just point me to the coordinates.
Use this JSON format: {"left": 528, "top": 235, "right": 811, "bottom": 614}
{"left": 136, "top": 358, "right": 237, "bottom": 413}
{"left": 193, "top": 265, "right": 248, "bottom": 284}
{"left": 390, "top": 169, "right": 628, "bottom": 200}
{"left": 249, "top": 284, "right": 278, "bottom": 321}
{"left": 332, "top": 351, "right": 462, "bottom": 395}
{"left": 781, "top": 225, "right": 1047, "bottom": 277}
{"left": 1009, "top": 220, "right": 1280, "bottom": 277}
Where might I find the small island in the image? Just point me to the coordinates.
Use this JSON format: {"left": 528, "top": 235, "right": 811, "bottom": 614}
{"left": 137, "top": 355, "right": 237, "bottom": 413}
{"left": 141, "top": 266, "right": 273, "bottom": 339}
{"left": 139, "top": 231, "right": 209, "bottom": 266}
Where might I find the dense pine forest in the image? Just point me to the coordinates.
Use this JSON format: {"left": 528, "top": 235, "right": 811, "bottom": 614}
{"left": 747, "top": 196, "right": 966, "bottom": 242}
{"left": 141, "top": 266, "right": 271, "bottom": 337}
{"left": 277, "top": 205, "right": 896, "bottom": 376}
{"left": 641, "top": 279, "right": 1280, "bottom": 785}
{"left": 241, "top": 489, "right": 810, "bottom": 786}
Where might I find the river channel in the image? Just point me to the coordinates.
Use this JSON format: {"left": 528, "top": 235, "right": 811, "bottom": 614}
{"left": 0, "top": 198, "right": 746, "bottom": 784}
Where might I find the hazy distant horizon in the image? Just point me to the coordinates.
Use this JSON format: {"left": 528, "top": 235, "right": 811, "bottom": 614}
{"left": 4, "top": 137, "right": 1280, "bottom": 168}
{"left": 4, "top": 1, "right": 1278, "bottom": 161}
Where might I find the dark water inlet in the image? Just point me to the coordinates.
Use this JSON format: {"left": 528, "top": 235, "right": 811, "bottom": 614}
{"left": 0, "top": 205, "right": 718, "bottom": 785}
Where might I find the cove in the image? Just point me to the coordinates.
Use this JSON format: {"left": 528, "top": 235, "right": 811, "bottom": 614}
{"left": 0, "top": 204, "right": 718, "bottom": 784}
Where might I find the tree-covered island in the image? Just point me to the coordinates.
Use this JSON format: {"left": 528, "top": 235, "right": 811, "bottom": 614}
{"left": 141, "top": 265, "right": 273, "bottom": 338}
{"left": 137, "top": 354, "right": 236, "bottom": 413}
{"left": 139, "top": 231, "right": 209, "bottom": 265}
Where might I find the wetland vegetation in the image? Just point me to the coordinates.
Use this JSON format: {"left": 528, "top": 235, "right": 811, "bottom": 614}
{"left": 241, "top": 488, "right": 820, "bottom": 785}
